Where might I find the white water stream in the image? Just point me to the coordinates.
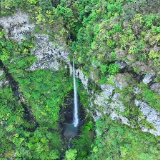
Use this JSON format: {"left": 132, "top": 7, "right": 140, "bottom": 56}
{"left": 73, "top": 60, "right": 79, "bottom": 127}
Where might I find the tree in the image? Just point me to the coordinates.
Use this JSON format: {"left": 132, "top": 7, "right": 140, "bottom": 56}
{"left": 65, "top": 149, "right": 77, "bottom": 160}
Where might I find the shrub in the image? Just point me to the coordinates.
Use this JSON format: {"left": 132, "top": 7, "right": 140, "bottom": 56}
{"left": 108, "top": 63, "right": 120, "bottom": 74}
{"left": 39, "top": 0, "right": 53, "bottom": 13}
{"left": 28, "top": 0, "right": 39, "bottom": 5}
{"left": 148, "top": 50, "right": 160, "bottom": 59}
{"left": 152, "top": 26, "right": 160, "bottom": 33}
{"left": 65, "top": 149, "right": 77, "bottom": 160}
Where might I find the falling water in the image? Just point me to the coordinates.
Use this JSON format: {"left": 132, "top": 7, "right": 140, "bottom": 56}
{"left": 73, "top": 60, "right": 79, "bottom": 127}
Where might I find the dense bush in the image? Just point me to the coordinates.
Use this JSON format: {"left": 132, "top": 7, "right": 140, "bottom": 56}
{"left": 39, "top": 0, "right": 53, "bottom": 12}
{"left": 0, "top": 33, "right": 72, "bottom": 159}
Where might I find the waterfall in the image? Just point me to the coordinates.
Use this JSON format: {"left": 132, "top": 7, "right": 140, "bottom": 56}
{"left": 73, "top": 60, "right": 79, "bottom": 127}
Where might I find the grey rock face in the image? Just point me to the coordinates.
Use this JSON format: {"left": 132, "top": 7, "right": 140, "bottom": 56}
{"left": 0, "top": 70, "right": 8, "bottom": 88}
{"left": 132, "top": 61, "right": 155, "bottom": 75}
{"left": 114, "top": 81, "right": 123, "bottom": 90}
{"left": 135, "top": 100, "right": 160, "bottom": 136}
{"left": 114, "top": 73, "right": 131, "bottom": 89}
{"left": 94, "top": 84, "right": 115, "bottom": 109}
{"left": 28, "top": 34, "right": 70, "bottom": 71}
{"left": 0, "top": 12, "right": 35, "bottom": 41}
{"left": 0, "top": 13, "right": 70, "bottom": 71}
{"left": 110, "top": 111, "right": 130, "bottom": 126}
{"left": 116, "top": 61, "right": 128, "bottom": 69}
{"left": 150, "top": 83, "right": 160, "bottom": 94}
{"left": 92, "top": 108, "right": 103, "bottom": 122}
{"left": 75, "top": 69, "right": 88, "bottom": 89}
{"left": 0, "top": 79, "right": 9, "bottom": 88}
{"left": 143, "top": 74, "right": 154, "bottom": 84}
{"left": 0, "top": 70, "right": 4, "bottom": 77}
{"left": 72, "top": 66, "right": 160, "bottom": 136}
{"left": 134, "top": 87, "right": 141, "bottom": 95}
{"left": 94, "top": 84, "right": 130, "bottom": 125}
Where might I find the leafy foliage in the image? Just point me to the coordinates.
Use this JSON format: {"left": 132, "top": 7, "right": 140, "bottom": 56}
{"left": 65, "top": 149, "right": 77, "bottom": 160}
{"left": 0, "top": 30, "right": 72, "bottom": 159}
{"left": 1, "top": 0, "right": 160, "bottom": 159}
{"left": 39, "top": 0, "right": 53, "bottom": 13}
{"left": 89, "top": 117, "right": 160, "bottom": 160}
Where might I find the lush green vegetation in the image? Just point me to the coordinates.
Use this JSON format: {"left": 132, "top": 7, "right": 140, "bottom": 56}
{"left": 0, "top": 30, "right": 73, "bottom": 159}
{"left": 1, "top": 0, "right": 160, "bottom": 159}
{"left": 89, "top": 117, "right": 160, "bottom": 160}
